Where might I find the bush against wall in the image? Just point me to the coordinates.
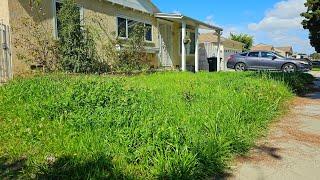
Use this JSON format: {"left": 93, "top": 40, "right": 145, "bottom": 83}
{"left": 89, "top": 16, "right": 150, "bottom": 73}
{"left": 14, "top": 0, "right": 151, "bottom": 74}
{"left": 57, "top": 0, "right": 102, "bottom": 73}
{"left": 117, "top": 23, "right": 150, "bottom": 72}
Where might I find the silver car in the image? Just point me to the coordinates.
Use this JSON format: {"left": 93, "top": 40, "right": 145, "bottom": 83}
{"left": 227, "top": 51, "right": 312, "bottom": 72}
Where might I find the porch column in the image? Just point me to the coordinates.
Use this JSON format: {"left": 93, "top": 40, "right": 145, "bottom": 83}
{"left": 216, "top": 30, "right": 221, "bottom": 72}
{"left": 195, "top": 26, "right": 199, "bottom": 72}
{"left": 181, "top": 21, "right": 187, "bottom": 71}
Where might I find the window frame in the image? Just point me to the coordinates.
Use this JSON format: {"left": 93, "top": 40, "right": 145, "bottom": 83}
{"left": 116, "top": 16, "right": 153, "bottom": 42}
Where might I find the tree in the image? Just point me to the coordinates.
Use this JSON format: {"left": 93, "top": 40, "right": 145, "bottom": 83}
{"left": 301, "top": 0, "right": 320, "bottom": 53}
{"left": 229, "top": 33, "right": 254, "bottom": 51}
{"left": 310, "top": 52, "right": 320, "bottom": 60}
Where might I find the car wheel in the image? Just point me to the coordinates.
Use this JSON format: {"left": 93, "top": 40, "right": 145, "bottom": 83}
{"left": 282, "top": 63, "right": 297, "bottom": 73}
{"left": 235, "top": 63, "right": 246, "bottom": 71}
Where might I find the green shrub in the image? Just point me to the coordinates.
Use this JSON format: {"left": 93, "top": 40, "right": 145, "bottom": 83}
{"left": 58, "top": 0, "right": 103, "bottom": 73}
{"left": 0, "top": 72, "right": 298, "bottom": 179}
{"left": 253, "top": 72, "right": 315, "bottom": 94}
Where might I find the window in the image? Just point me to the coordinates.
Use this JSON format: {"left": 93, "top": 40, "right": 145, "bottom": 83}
{"left": 117, "top": 17, "right": 153, "bottom": 41}
{"left": 145, "top": 24, "right": 152, "bottom": 41}
{"left": 248, "top": 52, "right": 259, "bottom": 57}
{"left": 261, "top": 52, "right": 274, "bottom": 59}
{"left": 117, "top": 17, "right": 127, "bottom": 38}
{"left": 274, "top": 52, "right": 285, "bottom": 59}
{"left": 240, "top": 52, "right": 248, "bottom": 56}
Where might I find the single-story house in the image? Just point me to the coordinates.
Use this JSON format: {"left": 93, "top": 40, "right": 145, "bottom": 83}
{"left": 251, "top": 44, "right": 293, "bottom": 58}
{"left": 274, "top": 46, "right": 293, "bottom": 58}
{"left": 198, "top": 33, "right": 244, "bottom": 71}
{"left": 0, "top": 0, "right": 223, "bottom": 81}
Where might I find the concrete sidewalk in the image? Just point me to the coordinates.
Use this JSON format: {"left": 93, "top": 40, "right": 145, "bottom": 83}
{"left": 229, "top": 72, "right": 320, "bottom": 180}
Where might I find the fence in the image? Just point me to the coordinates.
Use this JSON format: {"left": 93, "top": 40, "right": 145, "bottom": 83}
{"left": 0, "top": 23, "right": 12, "bottom": 83}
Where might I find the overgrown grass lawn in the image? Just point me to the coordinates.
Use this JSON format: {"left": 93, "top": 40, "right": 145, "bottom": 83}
{"left": 313, "top": 67, "right": 320, "bottom": 71}
{"left": 0, "top": 72, "right": 310, "bottom": 179}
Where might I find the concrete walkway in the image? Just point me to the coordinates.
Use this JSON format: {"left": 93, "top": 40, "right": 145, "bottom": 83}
{"left": 229, "top": 72, "right": 320, "bottom": 180}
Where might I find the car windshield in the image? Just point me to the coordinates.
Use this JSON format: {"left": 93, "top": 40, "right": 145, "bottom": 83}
{"left": 273, "top": 52, "right": 285, "bottom": 59}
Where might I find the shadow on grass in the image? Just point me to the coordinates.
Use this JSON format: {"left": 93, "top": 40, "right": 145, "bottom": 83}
{"left": 0, "top": 156, "right": 27, "bottom": 179}
{"left": 1, "top": 155, "right": 133, "bottom": 180}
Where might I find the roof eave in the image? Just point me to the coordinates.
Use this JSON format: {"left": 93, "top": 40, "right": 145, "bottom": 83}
{"left": 155, "top": 13, "right": 223, "bottom": 31}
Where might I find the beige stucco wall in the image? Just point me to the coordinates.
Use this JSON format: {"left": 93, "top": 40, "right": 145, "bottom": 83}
{"left": 0, "top": 0, "right": 10, "bottom": 25}
{"left": 9, "top": 0, "right": 55, "bottom": 75}
{"left": 8, "top": 0, "right": 160, "bottom": 75}
{"left": 80, "top": 0, "right": 160, "bottom": 67}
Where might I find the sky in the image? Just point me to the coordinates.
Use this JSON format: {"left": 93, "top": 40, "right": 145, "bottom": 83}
{"left": 152, "top": 0, "right": 315, "bottom": 54}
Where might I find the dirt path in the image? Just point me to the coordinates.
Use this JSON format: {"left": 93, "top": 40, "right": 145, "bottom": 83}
{"left": 229, "top": 72, "right": 320, "bottom": 180}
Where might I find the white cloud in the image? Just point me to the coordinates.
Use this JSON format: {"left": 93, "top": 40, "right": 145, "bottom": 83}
{"left": 205, "top": 15, "right": 216, "bottom": 26}
{"left": 246, "top": 0, "right": 314, "bottom": 53}
{"left": 248, "top": 0, "right": 306, "bottom": 31}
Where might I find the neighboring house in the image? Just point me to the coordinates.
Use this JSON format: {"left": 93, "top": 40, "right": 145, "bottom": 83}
{"left": 251, "top": 44, "right": 274, "bottom": 52}
{"left": 275, "top": 46, "right": 293, "bottom": 58}
{"left": 0, "top": 0, "right": 223, "bottom": 79}
{"left": 198, "top": 33, "right": 244, "bottom": 71}
{"left": 251, "top": 44, "right": 293, "bottom": 58}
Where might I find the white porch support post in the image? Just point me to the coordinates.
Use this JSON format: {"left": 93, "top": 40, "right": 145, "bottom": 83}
{"left": 195, "top": 25, "right": 199, "bottom": 72}
{"left": 216, "top": 30, "right": 221, "bottom": 72}
{"left": 181, "top": 21, "right": 187, "bottom": 71}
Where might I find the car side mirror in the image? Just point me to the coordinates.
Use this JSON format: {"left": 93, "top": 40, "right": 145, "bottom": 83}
{"left": 272, "top": 56, "right": 277, "bottom": 60}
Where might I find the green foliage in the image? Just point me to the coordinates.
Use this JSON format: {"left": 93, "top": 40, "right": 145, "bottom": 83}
{"left": 0, "top": 72, "right": 312, "bottom": 179}
{"left": 301, "top": 0, "right": 320, "bottom": 52}
{"left": 58, "top": 0, "right": 101, "bottom": 73}
{"left": 117, "top": 24, "right": 149, "bottom": 72}
{"left": 253, "top": 72, "right": 315, "bottom": 95}
{"left": 90, "top": 17, "right": 150, "bottom": 73}
{"left": 310, "top": 52, "right": 320, "bottom": 59}
{"left": 230, "top": 33, "right": 254, "bottom": 51}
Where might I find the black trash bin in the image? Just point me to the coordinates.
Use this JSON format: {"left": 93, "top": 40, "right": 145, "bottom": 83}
{"left": 207, "top": 57, "right": 218, "bottom": 72}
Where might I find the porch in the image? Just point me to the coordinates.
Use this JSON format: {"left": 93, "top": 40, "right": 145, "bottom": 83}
{"left": 155, "top": 13, "right": 223, "bottom": 72}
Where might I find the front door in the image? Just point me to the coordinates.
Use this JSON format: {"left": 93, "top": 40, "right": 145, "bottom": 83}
{"left": 159, "top": 23, "right": 173, "bottom": 67}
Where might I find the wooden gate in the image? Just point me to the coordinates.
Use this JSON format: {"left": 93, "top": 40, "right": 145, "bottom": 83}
{"left": 0, "top": 23, "right": 12, "bottom": 83}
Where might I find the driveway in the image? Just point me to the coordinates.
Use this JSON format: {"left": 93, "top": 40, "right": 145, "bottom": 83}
{"left": 229, "top": 72, "right": 320, "bottom": 180}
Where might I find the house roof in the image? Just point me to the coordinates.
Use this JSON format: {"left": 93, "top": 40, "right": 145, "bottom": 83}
{"left": 275, "top": 46, "right": 293, "bottom": 53}
{"left": 105, "top": 0, "right": 160, "bottom": 14}
{"left": 104, "top": 1, "right": 223, "bottom": 31}
{"left": 199, "top": 33, "right": 244, "bottom": 49}
{"left": 155, "top": 13, "right": 223, "bottom": 31}
{"left": 251, "top": 44, "right": 274, "bottom": 51}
